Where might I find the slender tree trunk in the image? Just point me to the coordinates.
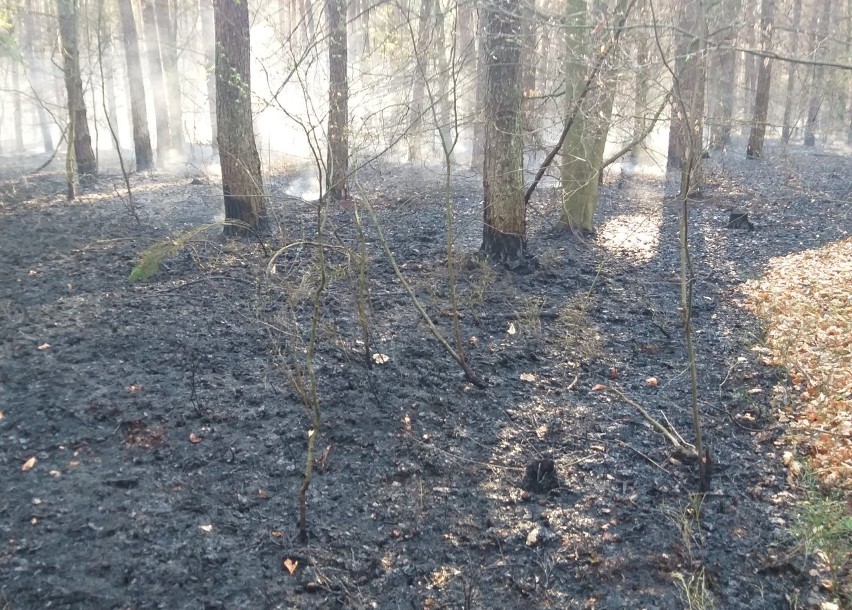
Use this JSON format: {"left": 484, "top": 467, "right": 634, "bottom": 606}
{"left": 214, "top": 0, "right": 267, "bottom": 235}
{"left": 118, "top": 0, "right": 154, "bottom": 170}
{"left": 12, "top": 59, "right": 25, "bottom": 152}
{"left": 23, "top": 0, "right": 54, "bottom": 153}
{"left": 470, "top": 10, "right": 485, "bottom": 170}
{"left": 481, "top": 0, "right": 525, "bottom": 261}
{"left": 633, "top": 33, "right": 649, "bottom": 157}
{"left": 708, "top": 0, "right": 740, "bottom": 149}
{"left": 746, "top": 0, "right": 774, "bottom": 158}
{"left": 141, "top": 0, "right": 171, "bottom": 156}
{"left": 781, "top": 0, "right": 802, "bottom": 143}
{"left": 408, "top": 0, "right": 434, "bottom": 162}
{"left": 56, "top": 0, "right": 97, "bottom": 179}
{"left": 155, "top": 0, "right": 184, "bottom": 151}
{"left": 804, "top": 0, "right": 831, "bottom": 146}
{"left": 200, "top": 0, "right": 217, "bottom": 147}
{"left": 435, "top": 3, "right": 452, "bottom": 160}
{"left": 326, "top": 0, "right": 348, "bottom": 200}
{"left": 668, "top": 0, "right": 706, "bottom": 195}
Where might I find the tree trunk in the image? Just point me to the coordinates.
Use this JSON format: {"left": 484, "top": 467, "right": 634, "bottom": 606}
{"left": 470, "top": 10, "right": 485, "bottom": 170}
{"left": 481, "top": 0, "right": 525, "bottom": 261}
{"left": 326, "top": 0, "right": 348, "bottom": 200}
{"left": 708, "top": 0, "right": 740, "bottom": 149}
{"left": 668, "top": 0, "right": 706, "bottom": 196}
{"left": 521, "top": 0, "right": 537, "bottom": 123}
{"left": 23, "top": 0, "right": 54, "bottom": 153}
{"left": 56, "top": 0, "right": 97, "bottom": 180}
{"left": 632, "top": 33, "right": 649, "bottom": 158}
{"left": 746, "top": 0, "right": 774, "bottom": 158}
{"left": 141, "top": 0, "right": 171, "bottom": 156}
{"left": 12, "top": 59, "right": 25, "bottom": 152}
{"left": 781, "top": 0, "right": 801, "bottom": 143}
{"left": 804, "top": 0, "right": 831, "bottom": 146}
{"left": 155, "top": 0, "right": 184, "bottom": 151}
{"left": 118, "top": 0, "right": 154, "bottom": 171}
{"left": 200, "top": 0, "right": 217, "bottom": 148}
{"left": 408, "top": 0, "right": 434, "bottom": 162}
{"left": 215, "top": 0, "right": 267, "bottom": 235}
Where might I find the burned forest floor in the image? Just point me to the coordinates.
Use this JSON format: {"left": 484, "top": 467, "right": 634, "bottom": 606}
{"left": 1, "top": 145, "right": 850, "bottom": 610}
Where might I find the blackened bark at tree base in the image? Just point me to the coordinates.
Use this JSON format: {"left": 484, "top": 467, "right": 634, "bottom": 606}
{"left": 480, "top": 226, "right": 526, "bottom": 261}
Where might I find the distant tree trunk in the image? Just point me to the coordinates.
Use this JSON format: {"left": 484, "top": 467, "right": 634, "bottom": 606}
{"left": 746, "top": 0, "right": 774, "bottom": 158}
{"left": 781, "top": 0, "right": 801, "bottom": 143}
{"left": 803, "top": 0, "right": 831, "bottom": 146}
{"left": 200, "top": 0, "right": 217, "bottom": 148}
{"left": 23, "top": 0, "right": 54, "bottom": 153}
{"left": 12, "top": 59, "right": 25, "bottom": 152}
{"left": 155, "top": 0, "right": 184, "bottom": 151}
{"left": 141, "top": 0, "right": 171, "bottom": 156}
{"left": 632, "top": 33, "right": 650, "bottom": 158}
{"left": 668, "top": 0, "right": 706, "bottom": 196}
{"left": 408, "top": 0, "right": 434, "bottom": 162}
{"left": 118, "top": 0, "right": 154, "bottom": 171}
{"left": 739, "top": 16, "right": 756, "bottom": 136}
{"left": 435, "top": 4, "right": 452, "bottom": 160}
{"left": 481, "top": 0, "right": 525, "bottom": 261}
{"left": 470, "top": 14, "right": 485, "bottom": 170}
{"left": 56, "top": 0, "right": 97, "bottom": 180}
{"left": 326, "top": 0, "right": 348, "bottom": 200}
{"left": 708, "top": 0, "right": 740, "bottom": 149}
{"left": 277, "top": 0, "right": 291, "bottom": 39}
{"left": 214, "top": 0, "right": 267, "bottom": 235}
{"left": 102, "top": 42, "right": 120, "bottom": 147}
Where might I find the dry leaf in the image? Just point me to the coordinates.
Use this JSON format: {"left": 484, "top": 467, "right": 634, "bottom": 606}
{"left": 507, "top": 322, "right": 517, "bottom": 335}
{"left": 645, "top": 377, "right": 658, "bottom": 387}
{"left": 609, "top": 367, "right": 619, "bottom": 379}
{"left": 189, "top": 432, "right": 204, "bottom": 444}
{"left": 372, "top": 353, "right": 390, "bottom": 364}
{"left": 127, "top": 384, "right": 144, "bottom": 394}
{"left": 21, "top": 457, "right": 37, "bottom": 471}
{"left": 199, "top": 524, "right": 213, "bottom": 533}
{"left": 520, "top": 372, "right": 536, "bottom": 383}
{"left": 283, "top": 557, "right": 299, "bottom": 575}
{"left": 591, "top": 384, "right": 607, "bottom": 391}
{"left": 270, "top": 530, "right": 284, "bottom": 538}
{"left": 37, "top": 343, "right": 50, "bottom": 351}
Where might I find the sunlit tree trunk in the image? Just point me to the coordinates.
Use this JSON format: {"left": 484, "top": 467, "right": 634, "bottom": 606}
{"left": 708, "top": 0, "right": 740, "bottom": 149}
{"left": 746, "top": 0, "right": 774, "bottom": 158}
{"left": 781, "top": 0, "right": 801, "bottom": 143}
{"left": 11, "top": 59, "right": 25, "bottom": 152}
{"left": 214, "top": 0, "right": 267, "bottom": 235}
{"left": 23, "top": 0, "right": 54, "bottom": 153}
{"left": 803, "top": 0, "right": 831, "bottom": 146}
{"left": 141, "top": 0, "right": 171, "bottom": 156}
{"left": 470, "top": 13, "right": 485, "bottom": 170}
{"left": 668, "top": 0, "right": 706, "bottom": 196}
{"left": 200, "top": 0, "right": 217, "bottom": 148}
{"left": 481, "top": 0, "right": 525, "bottom": 260}
{"left": 56, "top": 0, "right": 97, "bottom": 180}
{"left": 632, "top": 33, "right": 649, "bottom": 158}
{"left": 118, "top": 0, "right": 154, "bottom": 170}
{"left": 326, "top": 0, "right": 348, "bottom": 200}
{"left": 155, "top": 0, "right": 184, "bottom": 151}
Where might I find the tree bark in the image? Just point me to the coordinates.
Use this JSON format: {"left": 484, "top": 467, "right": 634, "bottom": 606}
{"left": 56, "top": 0, "right": 97, "bottom": 179}
{"left": 155, "top": 0, "right": 184, "bottom": 151}
{"left": 781, "top": 0, "right": 801, "bottom": 143}
{"left": 408, "top": 0, "right": 434, "bottom": 162}
{"left": 214, "top": 0, "right": 267, "bottom": 235}
{"left": 746, "top": 0, "right": 774, "bottom": 158}
{"left": 326, "top": 0, "right": 348, "bottom": 200}
{"left": 481, "top": 0, "right": 525, "bottom": 261}
{"left": 141, "top": 0, "right": 171, "bottom": 156}
{"left": 469, "top": 12, "right": 485, "bottom": 170}
{"left": 118, "top": 0, "right": 154, "bottom": 170}
{"left": 12, "top": 59, "right": 25, "bottom": 152}
{"left": 23, "top": 0, "right": 54, "bottom": 153}
{"left": 708, "top": 0, "right": 740, "bottom": 149}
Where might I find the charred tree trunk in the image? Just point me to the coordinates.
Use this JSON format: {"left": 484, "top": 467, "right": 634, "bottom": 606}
{"left": 746, "top": 0, "right": 774, "bottom": 158}
{"left": 214, "top": 0, "right": 267, "bottom": 235}
{"left": 56, "top": 0, "right": 97, "bottom": 180}
{"left": 326, "top": 0, "right": 348, "bottom": 200}
{"left": 481, "top": 0, "right": 525, "bottom": 261}
{"left": 118, "top": 0, "right": 154, "bottom": 170}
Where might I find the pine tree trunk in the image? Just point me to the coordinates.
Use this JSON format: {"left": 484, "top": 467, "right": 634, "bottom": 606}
{"left": 155, "top": 0, "right": 184, "bottom": 151}
{"left": 56, "top": 0, "right": 97, "bottom": 180}
{"left": 141, "top": 0, "right": 171, "bottom": 156}
{"left": 326, "top": 0, "right": 348, "bottom": 200}
{"left": 214, "top": 0, "right": 267, "bottom": 235}
{"left": 118, "top": 0, "right": 154, "bottom": 171}
{"left": 481, "top": 0, "right": 525, "bottom": 261}
{"left": 746, "top": 0, "right": 774, "bottom": 158}
{"left": 781, "top": 0, "right": 801, "bottom": 143}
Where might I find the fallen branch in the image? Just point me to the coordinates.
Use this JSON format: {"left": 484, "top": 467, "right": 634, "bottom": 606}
{"left": 607, "top": 385, "right": 697, "bottom": 459}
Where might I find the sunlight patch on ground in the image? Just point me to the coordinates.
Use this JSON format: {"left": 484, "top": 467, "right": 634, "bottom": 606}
{"left": 742, "top": 238, "right": 852, "bottom": 488}
{"left": 597, "top": 212, "right": 662, "bottom": 263}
